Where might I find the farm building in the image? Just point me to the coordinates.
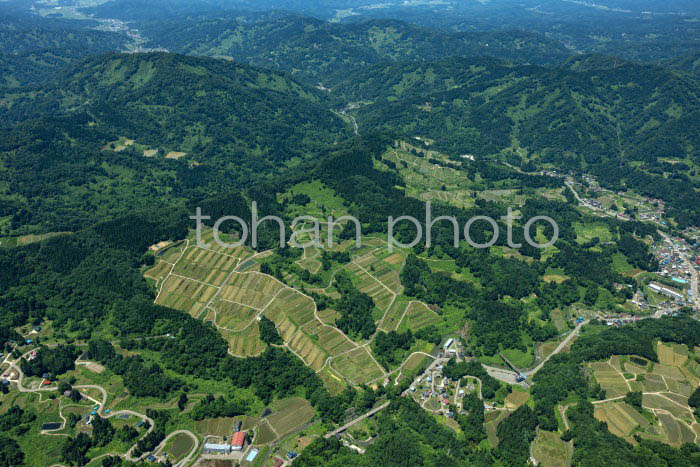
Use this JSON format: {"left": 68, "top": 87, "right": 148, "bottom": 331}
{"left": 231, "top": 431, "right": 246, "bottom": 451}
{"left": 443, "top": 338, "right": 454, "bottom": 350}
{"left": 649, "top": 282, "right": 684, "bottom": 300}
{"left": 204, "top": 443, "right": 231, "bottom": 454}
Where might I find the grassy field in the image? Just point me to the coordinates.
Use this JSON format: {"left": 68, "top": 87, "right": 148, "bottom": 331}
{"left": 574, "top": 222, "right": 612, "bottom": 244}
{"left": 505, "top": 390, "right": 530, "bottom": 410}
{"left": 484, "top": 410, "right": 510, "bottom": 447}
{"left": 532, "top": 430, "right": 570, "bottom": 467}
{"left": 550, "top": 309, "right": 567, "bottom": 333}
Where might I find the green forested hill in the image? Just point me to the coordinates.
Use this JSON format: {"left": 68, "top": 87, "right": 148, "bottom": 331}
{"left": 342, "top": 57, "right": 700, "bottom": 161}
{"left": 142, "top": 16, "right": 572, "bottom": 80}
{"left": 0, "top": 14, "right": 128, "bottom": 88}
{"left": 336, "top": 56, "right": 700, "bottom": 225}
{"left": 0, "top": 52, "right": 347, "bottom": 235}
{"left": 667, "top": 51, "right": 700, "bottom": 78}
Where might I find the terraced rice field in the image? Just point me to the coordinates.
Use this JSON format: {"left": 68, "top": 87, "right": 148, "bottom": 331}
{"left": 353, "top": 251, "right": 404, "bottom": 293}
{"left": 345, "top": 262, "right": 395, "bottom": 313}
{"left": 265, "top": 289, "right": 356, "bottom": 370}
{"left": 380, "top": 299, "right": 409, "bottom": 331}
{"left": 172, "top": 246, "right": 239, "bottom": 286}
{"left": 168, "top": 432, "right": 195, "bottom": 461}
{"left": 331, "top": 347, "right": 385, "bottom": 385}
{"left": 656, "top": 412, "right": 697, "bottom": 444}
{"left": 658, "top": 341, "right": 689, "bottom": 367}
{"left": 643, "top": 394, "right": 693, "bottom": 420}
{"left": 220, "top": 323, "right": 266, "bottom": 357}
{"left": 266, "top": 398, "right": 316, "bottom": 438}
{"left": 398, "top": 301, "right": 440, "bottom": 332}
{"left": 213, "top": 300, "right": 259, "bottom": 331}
{"left": 594, "top": 402, "right": 649, "bottom": 437}
{"left": 589, "top": 361, "right": 629, "bottom": 398}
{"left": 316, "top": 308, "right": 340, "bottom": 326}
{"left": 642, "top": 373, "right": 668, "bottom": 392}
{"left": 194, "top": 417, "right": 235, "bottom": 437}
{"left": 219, "top": 272, "right": 284, "bottom": 310}
{"left": 155, "top": 275, "right": 217, "bottom": 317}
{"left": 143, "top": 260, "right": 173, "bottom": 286}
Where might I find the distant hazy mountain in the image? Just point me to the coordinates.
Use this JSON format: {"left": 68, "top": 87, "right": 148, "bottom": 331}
{"left": 141, "top": 15, "right": 571, "bottom": 81}
{"left": 0, "top": 13, "right": 128, "bottom": 87}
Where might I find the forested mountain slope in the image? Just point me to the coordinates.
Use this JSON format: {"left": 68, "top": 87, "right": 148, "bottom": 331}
{"left": 0, "top": 53, "right": 346, "bottom": 235}
{"left": 336, "top": 56, "right": 700, "bottom": 226}
{"left": 141, "top": 16, "right": 571, "bottom": 80}
{"left": 342, "top": 56, "right": 700, "bottom": 160}
{"left": 668, "top": 52, "right": 700, "bottom": 78}
{"left": 0, "top": 13, "right": 128, "bottom": 88}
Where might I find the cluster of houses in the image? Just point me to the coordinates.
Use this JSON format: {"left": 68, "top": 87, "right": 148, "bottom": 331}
{"left": 203, "top": 420, "right": 248, "bottom": 455}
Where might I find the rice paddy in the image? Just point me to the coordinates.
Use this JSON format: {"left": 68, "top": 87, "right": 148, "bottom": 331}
{"left": 397, "top": 301, "right": 440, "bottom": 332}
{"left": 266, "top": 397, "right": 316, "bottom": 439}
{"left": 591, "top": 344, "right": 700, "bottom": 445}
{"left": 330, "top": 347, "right": 385, "bottom": 385}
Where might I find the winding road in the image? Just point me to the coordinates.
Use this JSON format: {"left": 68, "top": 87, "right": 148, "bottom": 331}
{"left": 3, "top": 350, "right": 196, "bottom": 465}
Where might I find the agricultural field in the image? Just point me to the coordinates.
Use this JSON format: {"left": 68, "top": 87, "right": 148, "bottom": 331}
{"left": 266, "top": 397, "right": 316, "bottom": 439}
{"left": 212, "top": 301, "right": 259, "bottom": 331}
{"left": 344, "top": 262, "right": 396, "bottom": 315}
{"left": 591, "top": 342, "right": 700, "bottom": 445}
{"left": 265, "top": 288, "right": 356, "bottom": 370}
{"left": 532, "top": 430, "right": 570, "bottom": 467}
{"left": 593, "top": 401, "right": 650, "bottom": 440}
{"left": 166, "top": 432, "right": 196, "bottom": 462}
{"left": 155, "top": 275, "right": 218, "bottom": 318}
{"left": 148, "top": 230, "right": 256, "bottom": 319}
{"left": 218, "top": 273, "right": 284, "bottom": 311}
{"left": 382, "top": 147, "right": 478, "bottom": 208}
{"left": 589, "top": 360, "right": 630, "bottom": 399}
{"left": 219, "top": 323, "right": 266, "bottom": 357}
{"left": 171, "top": 246, "right": 240, "bottom": 287}
{"left": 379, "top": 297, "right": 409, "bottom": 331}
{"left": 397, "top": 301, "right": 441, "bottom": 333}
{"left": 330, "top": 347, "right": 386, "bottom": 386}
{"left": 195, "top": 417, "right": 236, "bottom": 437}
